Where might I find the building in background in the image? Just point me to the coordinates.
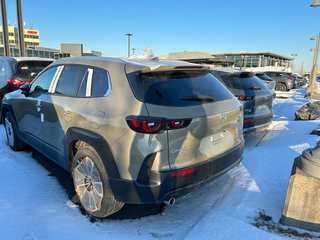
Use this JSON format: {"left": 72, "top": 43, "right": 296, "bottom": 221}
{"left": 60, "top": 43, "right": 102, "bottom": 57}
{"left": 161, "top": 51, "right": 293, "bottom": 70}
{"left": 0, "top": 25, "right": 39, "bottom": 48}
{"left": 0, "top": 25, "right": 102, "bottom": 59}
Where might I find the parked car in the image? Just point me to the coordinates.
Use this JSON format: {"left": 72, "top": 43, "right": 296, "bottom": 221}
{"left": 0, "top": 57, "right": 54, "bottom": 102}
{"left": 293, "top": 75, "right": 306, "bottom": 87}
{"left": 263, "top": 71, "right": 295, "bottom": 91}
{"left": 211, "top": 69, "right": 275, "bottom": 132}
{"left": 255, "top": 72, "right": 276, "bottom": 92}
{"left": 2, "top": 57, "right": 245, "bottom": 218}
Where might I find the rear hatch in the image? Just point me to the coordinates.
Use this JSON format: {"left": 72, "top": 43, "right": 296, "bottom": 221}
{"left": 13, "top": 60, "right": 53, "bottom": 85}
{"left": 219, "top": 72, "right": 274, "bottom": 118}
{"left": 127, "top": 69, "right": 243, "bottom": 170}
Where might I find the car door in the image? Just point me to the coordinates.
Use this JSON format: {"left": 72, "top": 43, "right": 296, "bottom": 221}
{"left": 39, "top": 64, "right": 90, "bottom": 166}
{"left": 18, "top": 66, "right": 61, "bottom": 150}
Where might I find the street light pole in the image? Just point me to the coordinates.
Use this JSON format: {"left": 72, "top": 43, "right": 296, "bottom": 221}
{"left": 308, "top": 2, "right": 320, "bottom": 96}
{"left": 290, "top": 53, "right": 298, "bottom": 71}
{"left": 16, "top": 0, "right": 25, "bottom": 57}
{"left": 125, "top": 33, "right": 132, "bottom": 58}
{"left": 310, "top": 34, "right": 320, "bottom": 88}
{"left": 0, "top": 0, "right": 10, "bottom": 56}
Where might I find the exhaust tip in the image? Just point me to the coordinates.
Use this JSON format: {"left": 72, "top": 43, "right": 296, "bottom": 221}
{"left": 164, "top": 197, "right": 176, "bottom": 206}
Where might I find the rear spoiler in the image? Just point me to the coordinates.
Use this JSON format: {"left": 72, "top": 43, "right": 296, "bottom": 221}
{"left": 125, "top": 59, "right": 210, "bottom": 74}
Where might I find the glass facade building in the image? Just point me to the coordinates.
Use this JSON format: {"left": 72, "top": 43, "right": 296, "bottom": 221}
{"left": 211, "top": 52, "right": 292, "bottom": 69}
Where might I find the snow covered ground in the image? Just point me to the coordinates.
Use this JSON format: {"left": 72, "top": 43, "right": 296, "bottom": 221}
{"left": 1, "top": 87, "right": 320, "bottom": 240}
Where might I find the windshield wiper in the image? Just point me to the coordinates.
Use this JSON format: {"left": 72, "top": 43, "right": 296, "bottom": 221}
{"left": 181, "top": 95, "right": 214, "bottom": 102}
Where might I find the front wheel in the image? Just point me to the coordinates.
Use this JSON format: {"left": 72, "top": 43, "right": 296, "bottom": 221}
{"left": 72, "top": 144, "right": 124, "bottom": 218}
{"left": 4, "top": 111, "right": 25, "bottom": 151}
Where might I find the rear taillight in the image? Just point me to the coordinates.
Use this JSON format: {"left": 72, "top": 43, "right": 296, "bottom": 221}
{"left": 8, "top": 79, "right": 28, "bottom": 87}
{"left": 237, "top": 96, "right": 254, "bottom": 101}
{"left": 126, "top": 116, "right": 192, "bottom": 134}
{"left": 166, "top": 120, "right": 191, "bottom": 129}
{"left": 288, "top": 77, "right": 294, "bottom": 81}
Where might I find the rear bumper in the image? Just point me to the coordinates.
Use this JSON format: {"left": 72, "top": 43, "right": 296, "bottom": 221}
{"left": 109, "top": 141, "right": 244, "bottom": 204}
{"left": 243, "top": 113, "right": 273, "bottom": 133}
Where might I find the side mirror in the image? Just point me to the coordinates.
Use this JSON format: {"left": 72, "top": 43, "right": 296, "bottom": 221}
{"left": 20, "top": 84, "right": 30, "bottom": 96}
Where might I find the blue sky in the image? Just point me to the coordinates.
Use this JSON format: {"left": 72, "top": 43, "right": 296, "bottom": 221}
{"left": 3, "top": 0, "right": 320, "bottom": 71}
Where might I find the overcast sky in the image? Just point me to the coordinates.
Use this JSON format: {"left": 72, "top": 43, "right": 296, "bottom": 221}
{"left": 3, "top": 0, "right": 320, "bottom": 72}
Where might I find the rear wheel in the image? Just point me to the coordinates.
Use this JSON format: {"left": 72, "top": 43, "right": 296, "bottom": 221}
{"left": 72, "top": 144, "right": 124, "bottom": 218}
{"left": 4, "top": 111, "right": 25, "bottom": 151}
{"left": 275, "top": 83, "right": 287, "bottom": 92}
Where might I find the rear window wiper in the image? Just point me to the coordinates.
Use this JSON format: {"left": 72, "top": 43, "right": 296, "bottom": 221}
{"left": 181, "top": 95, "right": 214, "bottom": 102}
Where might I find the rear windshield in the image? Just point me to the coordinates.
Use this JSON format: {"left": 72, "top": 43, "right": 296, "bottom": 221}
{"left": 15, "top": 61, "right": 52, "bottom": 81}
{"left": 256, "top": 74, "right": 274, "bottom": 81}
{"left": 221, "top": 74, "right": 268, "bottom": 91}
{"left": 127, "top": 71, "right": 234, "bottom": 107}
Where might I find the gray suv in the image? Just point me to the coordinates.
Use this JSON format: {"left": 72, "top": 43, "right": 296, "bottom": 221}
{"left": 2, "top": 57, "right": 244, "bottom": 217}
{"left": 264, "top": 71, "right": 295, "bottom": 91}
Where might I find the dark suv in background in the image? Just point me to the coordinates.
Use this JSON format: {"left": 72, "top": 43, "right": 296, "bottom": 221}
{"left": 211, "top": 69, "right": 275, "bottom": 132}
{"left": 0, "top": 57, "right": 53, "bottom": 102}
{"left": 264, "top": 71, "right": 295, "bottom": 91}
{"left": 255, "top": 73, "right": 275, "bottom": 92}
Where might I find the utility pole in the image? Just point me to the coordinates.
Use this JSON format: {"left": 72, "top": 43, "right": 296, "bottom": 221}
{"left": 309, "top": 34, "right": 320, "bottom": 90}
{"left": 309, "top": 1, "right": 320, "bottom": 96}
{"left": 125, "top": 33, "right": 132, "bottom": 58}
{"left": 16, "top": 0, "right": 25, "bottom": 57}
{"left": 0, "top": 0, "right": 10, "bottom": 56}
{"left": 290, "top": 53, "right": 298, "bottom": 71}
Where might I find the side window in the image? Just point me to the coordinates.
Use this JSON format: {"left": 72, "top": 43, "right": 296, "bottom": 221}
{"left": 77, "top": 70, "right": 89, "bottom": 97}
{"left": 30, "top": 66, "right": 58, "bottom": 93}
{"left": 91, "top": 68, "right": 110, "bottom": 97}
{"left": 0, "top": 61, "right": 6, "bottom": 77}
{"left": 55, "top": 65, "right": 87, "bottom": 97}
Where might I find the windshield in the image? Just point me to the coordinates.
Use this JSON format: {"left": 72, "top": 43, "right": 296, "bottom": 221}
{"left": 127, "top": 70, "right": 234, "bottom": 107}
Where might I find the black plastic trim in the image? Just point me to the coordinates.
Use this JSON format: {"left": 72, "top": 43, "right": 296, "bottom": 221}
{"left": 109, "top": 141, "right": 244, "bottom": 204}
{"left": 65, "top": 127, "right": 120, "bottom": 179}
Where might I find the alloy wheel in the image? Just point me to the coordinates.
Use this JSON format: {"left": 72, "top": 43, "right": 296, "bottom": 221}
{"left": 73, "top": 156, "right": 104, "bottom": 213}
{"left": 5, "top": 117, "right": 14, "bottom": 147}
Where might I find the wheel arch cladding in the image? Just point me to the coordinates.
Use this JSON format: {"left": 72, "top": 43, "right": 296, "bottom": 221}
{"left": 65, "top": 127, "right": 120, "bottom": 179}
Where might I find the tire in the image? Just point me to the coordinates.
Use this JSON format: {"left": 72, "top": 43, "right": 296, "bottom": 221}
{"left": 4, "top": 111, "right": 25, "bottom": 151}
{"left": 71, "top": 144, "right": 124, "bottom": 218}
{"left": 275, "top": 83, "right": 287, "bottom": 92}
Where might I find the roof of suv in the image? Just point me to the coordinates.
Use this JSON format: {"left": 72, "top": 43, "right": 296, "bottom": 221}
{"left": 0, "top": 56, "right": 54, "bottom": 62}
{"left": 52, "top": 56, "right": 209, "bottom": 73}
